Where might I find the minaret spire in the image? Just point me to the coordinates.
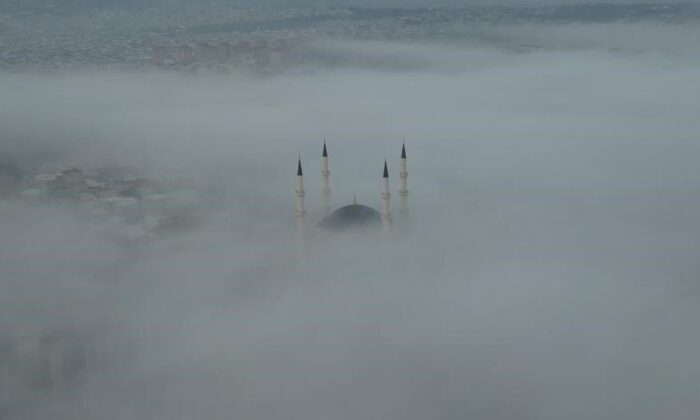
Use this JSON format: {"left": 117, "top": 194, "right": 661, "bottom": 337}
{"left": 321, "top": 141, "right": 331, "bottom": 214}
{"left": 399, "top": 143, "right": 408, "bottom": 217}
{"left": 381, "top": 160, "right": 391, "bottom": 231}
{"left": 295, "top": 157, "right": 305, "bottom": 234}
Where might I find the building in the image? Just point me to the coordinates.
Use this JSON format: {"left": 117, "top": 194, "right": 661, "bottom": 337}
{"left": 177, "top": 44, "right": 195, "bottom": 65}
{"left": 295, "top": 142, "right": 408, "bottom": 233}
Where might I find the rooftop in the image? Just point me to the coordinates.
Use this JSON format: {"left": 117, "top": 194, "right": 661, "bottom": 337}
{"left": 319, "top": 203, "right": 381, "bottom": 231}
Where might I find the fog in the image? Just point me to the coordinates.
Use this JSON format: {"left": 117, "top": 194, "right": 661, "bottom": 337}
{"left": 2, "top": 1, "right": 676, "bottom": 9}
{"left": 2, "top": 22, "right": 700, "bottom": 420}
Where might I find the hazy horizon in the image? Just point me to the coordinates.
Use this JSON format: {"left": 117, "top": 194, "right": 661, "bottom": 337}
{"left": 1, "top": 0, "right": 694, "bottom": 11}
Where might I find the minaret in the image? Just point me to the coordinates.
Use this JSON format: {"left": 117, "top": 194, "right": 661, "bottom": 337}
{"left": 399, "top": 143, "right": 408, "bottom": 217}
{"left": 321, "top": 141, "right": 331, "bottom": 214}
{"left": 295, "top": 157, "right": 305, "bottom": 234}
{"left": 381, "top": 160, "right": 391, "bottom": 230}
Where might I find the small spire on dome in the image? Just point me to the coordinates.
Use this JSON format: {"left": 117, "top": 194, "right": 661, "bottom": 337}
{"left": 297, "top": 157, "right": 303, "bottom": 176}
{"left": 353, "top": 193, "right": 357, "bottom": 205}
{"left": 401, "top": 143, "right": 406, "bottom": 159}
{"left": 383, "top": 160, "right": 389, "bottom": 178}
{"left": 322, "top": 141, "right": 328, "bottom": 157}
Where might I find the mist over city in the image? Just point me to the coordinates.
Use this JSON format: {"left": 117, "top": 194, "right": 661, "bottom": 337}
{"left": 1, "top": 2, "right": 699, "bottom": 420}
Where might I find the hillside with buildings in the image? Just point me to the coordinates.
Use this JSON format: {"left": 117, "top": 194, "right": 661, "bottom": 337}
{"left": 0, "top": 3, "right": 697, "bottom": 71}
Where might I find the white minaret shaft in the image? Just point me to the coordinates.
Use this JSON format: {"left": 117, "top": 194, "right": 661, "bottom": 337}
{"left": 321, "top": 142, "right": 330, "bottom": 214}
{"left": 381, "top": 160, "right": 391, "bottom": 230}
{"left": 295, "top": 158, "right": 305, "bottom": 234}
{"left": 399, "top": 143, "right": 408, "bottom": 217}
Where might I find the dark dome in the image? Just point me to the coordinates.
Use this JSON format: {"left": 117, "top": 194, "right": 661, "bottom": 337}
{"left": 319, "top": 204, "right": 382, "bottom": 231}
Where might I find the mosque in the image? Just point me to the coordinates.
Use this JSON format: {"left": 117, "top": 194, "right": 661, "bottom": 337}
{"left": 295, "top": 143, "right": 408, "bottom": 232}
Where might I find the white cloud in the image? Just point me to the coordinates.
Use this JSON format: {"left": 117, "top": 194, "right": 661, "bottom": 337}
{"left": 1, "top": 22, "right": 700, "bottom": 420}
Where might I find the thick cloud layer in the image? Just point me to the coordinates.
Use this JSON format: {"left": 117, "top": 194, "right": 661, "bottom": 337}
{"left": 1, "top": 23, "right": 700, "bottom": 420}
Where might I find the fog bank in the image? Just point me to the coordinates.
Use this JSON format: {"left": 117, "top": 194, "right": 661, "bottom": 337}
{"left": 2, "top": 26, "right": 700, "bottom": 420}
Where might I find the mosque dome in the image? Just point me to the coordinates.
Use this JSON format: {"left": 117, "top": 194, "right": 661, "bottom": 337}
{"left": 319, "top": 203, "right": 382, "bottom": 231}
{"left": 294, "top": 142, "right": 407, "bottom": 233}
